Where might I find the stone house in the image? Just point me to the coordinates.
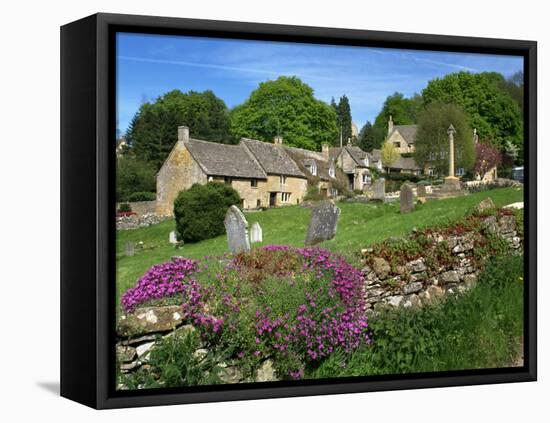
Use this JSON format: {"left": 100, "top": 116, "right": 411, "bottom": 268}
{"left": 156, "top": 127, "right": 308, "bottom": 215}
{"left": 386, "top": 115, "right": 417, "bottom": 154}
{"left": 284, "top": 144, "right": 344, "bottom": 198}
{"left": 329, "top": 142, "right": 380, "bottom": 191}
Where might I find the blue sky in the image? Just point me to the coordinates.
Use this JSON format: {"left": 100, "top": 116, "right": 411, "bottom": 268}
{"left": 116, "top": 32, "right": 523, "bottom": 136}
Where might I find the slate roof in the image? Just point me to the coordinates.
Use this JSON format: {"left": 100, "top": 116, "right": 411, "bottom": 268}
{"left": 391, "top": 124, "right": 418, "bottom": 144}
{"left": 284, "top": 146, "right": 336, "bottom": 182}
{"left": 369, "top": 149, "right": 382, "bottom": 162}
{"left": 346, "top": 146, "right": 369, "bottom": 167}
{"left": 185, "top": 138, "right": 267, "bottom": 179}
{"left": 241, "top": 138, "right": 305, "bottom": 178}
{"left": 390, "top": 155, "right": 421, "bottom": 171}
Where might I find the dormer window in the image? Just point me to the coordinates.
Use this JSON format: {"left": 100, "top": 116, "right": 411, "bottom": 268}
{"left": 305, "top": 161, "right": 317, "bottom": 176}
{"left": 328, "top": 166, "right": 335, "bottom": 178}
{"left": 280, "top": 175, "right": 287, "bottom": 185}
{"left": 363, "top": 157, "right": 369, "bottom": 167}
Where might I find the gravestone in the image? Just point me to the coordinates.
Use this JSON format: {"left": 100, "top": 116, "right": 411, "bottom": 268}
{"left": 250, "top": 222, "right": 263, "bottom": 243}
{"left": 305, "top": 201, "right": 341, "bottom": 246}
{"left": 400, "top": 183, "right": 415, "bottom": 214}
{"left": 224, "top": 205, "right": 250, "bottom": 254}
{"left": 169, "top": 230, "right": 178, "bottom": 244}
{"left": 124, "top": 241, "right": 135, "bottom": 257}
{"left": 372, "top": 178, "right": 385, "bottom": 201}
{"left": 416, "top": 183, "right": 426, "bottom": 198}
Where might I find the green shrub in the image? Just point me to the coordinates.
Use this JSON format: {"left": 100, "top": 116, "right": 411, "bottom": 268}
{"left": 118, "top": 329, "right": 222, "bottom": 389}
{"left": 127, "top": 191, "right": 156, "bottom": 202}
{"left": 303, "top": 185, "right": 324, "bottom": 202}
{"left": 118, "top": 203, "right": 132, "bottom": 213}
{"left": 174, "top": 182, "right": 241, "bottom": 243}
{"left": 308, "top": 253, "right": 524, "bottom": 378}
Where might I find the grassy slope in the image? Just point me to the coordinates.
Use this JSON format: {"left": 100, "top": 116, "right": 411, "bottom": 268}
{"left": 117, "top": 187, "right": 523, "bottom": 303}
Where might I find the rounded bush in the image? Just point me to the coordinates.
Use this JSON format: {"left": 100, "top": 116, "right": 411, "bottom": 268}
{"left": 174, "top": 182, "right": 241, "bottom": 243}
{"left": 127, "top": 191, "right": 156, "bottom": 202}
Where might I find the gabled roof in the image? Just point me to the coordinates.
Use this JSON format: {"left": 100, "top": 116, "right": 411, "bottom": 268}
{"left": 284, "top": 146, "right": 336, "bottom": 182}
{"left": 185, "top": 138, "right": 267, "bottom": 179}
{"left": 389, "top": 155, "right": 421, "bottom": 171}
{"left": 390, "top": 124, "right": 418, "bottom": 144}
{"left": 369, "top": 149, "right": 382, "bottom": 162}
{"left": 345, "top": 146, "right": 368, "bottom": 167}
{"left": 241, "top": 138, "right": 305, "bottom": 178}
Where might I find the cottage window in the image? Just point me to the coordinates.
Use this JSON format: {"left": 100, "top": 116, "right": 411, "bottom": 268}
{"left": 280, "top": 175, "right": 287, "bottom": 185}
{"left": 251, "top": 179, "right": 258, "bottom": 188}
{"left": 305, "top": 163, "right": 317, "bottom": 176}
{"left": 362, "top": 174, "right": 371, "bottom": 184}
{"left": 281, "top": 192, "right": 291, "bottom": 202}
{"left": 224, "top": 176, "right": 232, "bottom": 185}
{"left": 428, "top": 168, "right": 435, "bottom": 177}
{"left": 328, "top": 166, "right": 335, "bottom": 178}
{"left": 457, "top": 167, "right": 465, "bottom": 176}
{"left": 330, "top": 188, "right": 338, "bottom": 197}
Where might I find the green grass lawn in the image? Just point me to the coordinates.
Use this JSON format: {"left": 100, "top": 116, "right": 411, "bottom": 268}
{"left": 116, "top": 187, "right": 523, "bottom": 305}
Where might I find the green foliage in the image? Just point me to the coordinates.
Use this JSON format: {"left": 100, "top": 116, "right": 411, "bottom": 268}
{"left": 334, "top": 95, "right": 353, "bottom": 144}
{"left": 422, "top": 71, "right": 523, "bottom": 152}
{"left": 118, "top": 330, "right": 222, "bottom": 389}
{"left": 173, "top": 182, "right": 241, "bottom": 243}
{"left": 358, "top": 121, "right": 376, "bottom": 152}
{"left": 230, "top": 76, "right": 339, "bottom": 150}
{"left": 309, "top": 254, "right": 524, "bottom": 377}
{"left": 380, "top": 140, "right": 401, "bottom": 171}
{"left": 414, "top": 102, "right": 475, "bottom": 175}
{"left": 372, "top": 93, "right": 423, "bottom": 148}
{"left": 116, "top": 156, "right": 156, "bottom": 202}
{"left": 127, "top": 191, "right": 156, "bottom": 202}
{"left": 126, "top": 90, "right": 232, "bottom": 170}
{"left": 118, "top": 203, "right": 131, "bottom": 213}
{"left": 304, "top": 185, "right": 325, "bottom": 202}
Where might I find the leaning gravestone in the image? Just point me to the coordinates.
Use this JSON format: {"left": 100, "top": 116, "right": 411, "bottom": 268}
{"left": 416, "top": 183, "right": 426, "bottom": 198}
{"left": 372, "top": 178, "right": 385, "bottom": 201}
{"left": 124, "top": 241, "right": 135, "bottom": 257}
{"left": 224, "top": 205, "right": 251, "bottom": 254}
{"left": 400, "top": 183, "right": 415, "bottom": 214}
{"left": 169, "top": 230, "right": 178, "bottom": 244}
{"left": 250, "top": 222, "right": 263, "bottom": 243}
{"left": 305, "top": 201, "right": 341, "bottom": 246}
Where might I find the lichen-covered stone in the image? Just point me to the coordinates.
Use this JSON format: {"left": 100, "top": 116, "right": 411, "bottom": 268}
{"left": 118, "top": 305, "right": 185, "bottom": 337}
{"left": 474, "top": 197, "right": 496, "bottom": 215}
{"left": 440, "top": 270, "right": 460, "bottom": 284}
{"left": 372, "top": 257, "right": 391, "bottom": 279}
{"left": 116, "top": 345, "right": 136, "bottom": 363}
{"left": 403, "top": 282, "right": 423, "bottom": 295}
{"left": 256, "top": 359, "right": 277, "bottom": 382}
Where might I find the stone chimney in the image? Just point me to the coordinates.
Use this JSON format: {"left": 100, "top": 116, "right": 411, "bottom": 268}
{"left": 322, "top": 143, "right": 330, "bottom": 159}
{"left": 274, "top": 135, "right": 283, "bottom": 145}
{"left": 178, "top": 126, "right": 189, "bottom": 143}
{"left": 388, "top": 115, "right": 394, "bottom": 136}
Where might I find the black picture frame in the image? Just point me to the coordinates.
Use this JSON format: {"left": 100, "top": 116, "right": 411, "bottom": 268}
{"left": 60, "top": 12, "right": 537, "bottom": 409}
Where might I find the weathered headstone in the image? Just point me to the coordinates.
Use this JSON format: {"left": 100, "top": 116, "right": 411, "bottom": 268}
{"left": 224, "top": 205, "right": 250, "bottom": 254}
{"left": 305, "top": 201, "right": 341, "bottom": 246}
{"left": 124, "top": 241, "right": 135, "bottom": 257}
{"left": 250, "top": 222, "right": 263, "bottom": 243}
{"left": 416, "top": 183, "right": 426, "bottom": 198}
{"left": 169, "top": 230, "right": 178, "bottom": 244}
{"left": 372, "top": 178, "right": 385, "bottom": 201}
{"left": 400, "top": 183, "right": 414, "bottom": 214}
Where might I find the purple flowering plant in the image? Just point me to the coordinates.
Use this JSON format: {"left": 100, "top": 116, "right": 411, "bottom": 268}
{"left": 121, "top": 245, "right": 370, "bottom": 380}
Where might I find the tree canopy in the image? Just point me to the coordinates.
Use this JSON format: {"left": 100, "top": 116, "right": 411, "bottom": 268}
{"left": 116, "top": 156, "right": 156, "bottom": 202}
{"left": 380, "top": 140, "right": 401, "bottom": 172}
{"left": 358, "top": 121, "right": 376, "bottom": 152}
{"left": 332, "top": 95, "right": 353, "bottom": 144}
{"left": 230, "top": 76, "right": 339, "bottom": 150}
{"left": 125, "top": 90, "right": 231, "bottom": 171}
{"left": 422, "top": 72, "right": 523, "bottom": 151}
{"left": 371, "top": 93, "right": 423, "bottom": 148}
{"left": 414, "top": 103, "right": 475, "bottom": 175}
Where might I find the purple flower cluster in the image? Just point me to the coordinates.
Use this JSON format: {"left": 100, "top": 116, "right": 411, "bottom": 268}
{"left": 121, "top": 258, "right": 199, "bottom": 312}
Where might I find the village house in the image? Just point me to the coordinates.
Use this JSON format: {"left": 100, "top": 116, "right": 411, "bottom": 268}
{"left": 156, "top": 126, "right": 309, "bottom": 215}
{"left": 329, "top": 142, "right": 382, "bottom": 191}
{"left": 284, "top": 144, "right": 344, "bottom": 198}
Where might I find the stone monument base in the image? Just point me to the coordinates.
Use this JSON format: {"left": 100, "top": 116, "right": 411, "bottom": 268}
{"left": 441, "top": 176, "right": 462, "bottom": 192}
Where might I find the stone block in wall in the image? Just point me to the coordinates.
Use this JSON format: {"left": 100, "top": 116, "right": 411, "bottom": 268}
{"left": 118, "top": 305, "right": 185, "bottom": 338}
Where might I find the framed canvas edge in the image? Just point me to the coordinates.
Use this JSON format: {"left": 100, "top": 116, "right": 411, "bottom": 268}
{"left": 61, "top": 12, "right": 537, "bottom": 410}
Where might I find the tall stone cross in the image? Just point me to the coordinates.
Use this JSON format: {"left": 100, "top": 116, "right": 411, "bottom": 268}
{"left": 447, "top": 124, "right": 456, "bottom": 177}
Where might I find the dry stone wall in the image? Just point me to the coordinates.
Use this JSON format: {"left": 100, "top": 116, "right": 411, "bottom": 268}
{"left": 361, "top": 209, "right": 522, "bottom": 313}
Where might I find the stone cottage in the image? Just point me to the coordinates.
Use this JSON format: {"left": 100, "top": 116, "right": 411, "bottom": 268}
{"left": 156, "top": 127, "right": 308, "bottom": 216}
{"left": 329, "top": 142, "right": 380, "bottom": 191}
